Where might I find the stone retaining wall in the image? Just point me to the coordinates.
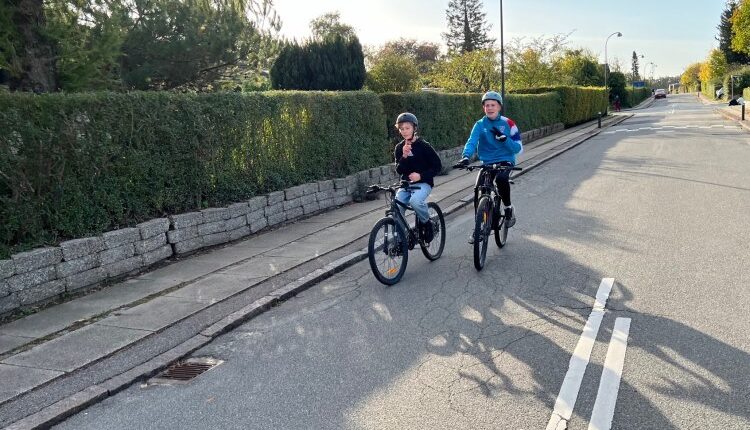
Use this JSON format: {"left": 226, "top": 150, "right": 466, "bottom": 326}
{"left": 0, "top": 123, "right": 563, "bottom": 317}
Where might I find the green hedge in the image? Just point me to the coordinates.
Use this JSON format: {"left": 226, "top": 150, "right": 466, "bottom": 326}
{"left": 702, "top": 82, "right": 721, "bottom": 100}
{"left": 379, "top": 91, "right": 562, "bottom": 148}
{"left": 625, "top": 87, "right": 651, "bottom": 107}
{"left": 0, "top": 91, "right": 387, "bottom": 257}
{"left": 745, "top": 87, "right": 750, "bottom": 100}
{"left": 511, "top": 86, "right": 607, "bottom": 126}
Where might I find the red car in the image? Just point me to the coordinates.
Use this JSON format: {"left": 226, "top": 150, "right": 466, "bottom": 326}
{"left": 654, "top": 89, "right": 667, "bottom": 99}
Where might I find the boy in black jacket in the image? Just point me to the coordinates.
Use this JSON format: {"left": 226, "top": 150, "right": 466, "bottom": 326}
{"left": 393, "top": 112, "right": 442, "bottom": 242}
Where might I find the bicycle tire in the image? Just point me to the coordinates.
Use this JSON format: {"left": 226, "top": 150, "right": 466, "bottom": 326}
{"left": 473, "top": 196, "right": 492, "bottom": 271}
{"left": 420, "top": 202, "right": 446, "bottom": 261}
{"left": 494, "top": 197, "right": 508, "bottom": 248}
{"left": 368, "top": 217, "right": 409, "bottom": 285}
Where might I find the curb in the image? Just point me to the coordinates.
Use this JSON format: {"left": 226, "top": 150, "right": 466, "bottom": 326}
{"left": 4, "top": 115, "right": 630, "bottom": 429}
{"left": 715, "top": 107, "right": 750, "bottom": 132}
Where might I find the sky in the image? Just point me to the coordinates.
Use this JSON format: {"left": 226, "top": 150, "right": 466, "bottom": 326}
{"left": 271, "top": 0, "right": 728, "bottom": 78}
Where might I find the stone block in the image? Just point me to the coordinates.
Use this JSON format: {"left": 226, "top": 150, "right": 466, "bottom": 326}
{"left": 60, "top": 237, "right": 105, "bottom": 261}
{"left": 300, "top": 194, "right": 317, "bottom": 205}
{"left": 141, "top": 244, "right": 173, "bottom": 266}
{"left": 317, "top": 180, "right": 334, "bottom": 192}
{"left": 334, "top": 195, "right": 353, "bottom": 206}
{"left": 369, "top": 167, "right": 381, "bottom": 179}
{"left": 284, "top": 184, "right": 307, "bottom": 200}
{"left": 0, "top": 260, "right": 14, "bottom": 280}
{"left": 66, "top": 267, "right": 106, "bottom": 292}
{"left": 104, "top": 256, "right": 143, "bottom": 278}
{"left": 169, "top": 212, "right": 203, "bottom": 229}
{"left": 380, "top": 165, "right": 392, "bottom": 176}
{"left": 250, "top": 217, "right": 268, "bottom": 233}
{"left": 303, "top": 202, "right": 320, "bottom": 215}
{"left": 267, "top": 191, "right": 284, "bottom": 205}
{"left": 173, "top": 237, "right": 204, "bottom": 255}
{"left": 267, "top": 213, "right": 286, "bottom": 226}
{"left": 134, "top": 233, "right": 167, "bottom": 255}
{"left": 0, "top": 280, "right": 9, "bottom": 297}
{"left": 0, "top": 293, "right": 20, "bottom": 315}
{"left": 201, "top": 208, "right": 230, "bottom": 223}
{"left": 137, "top": 218, "right": 170, "bottom": 240}
{"left": 334, "top": 188, "right": 349, "bottom": 198}
{"left": 100, "top": 244, "right": 136, "bottom": 265}
{"left": 225, "top": 216, "right": 247, "bottom": 231}
{"left": 166, "top": 225, "right": 199, "bottom": 244}
{"left": 228, "top": 202, "right": 251, "bottom": 218}
{"left": 283, "top": 197, "right": 302, "bottom": 210}
{"left": 246, "top": 208, "right": 265, "bottom": 224}
{"left": 11, "top": 248, "right": 62, "bottom": 274}
{"left": 316, "top": 190, "right": 334, "bottom": 202}
{"left": 18, "top": 280, "right": 65, "bottom": 305}
{"left": 229, "top": 226, "right": 251, "bottom": 241}
{"left": 333, "top": 178, "right": 348, "bottom": 190}
{"left": 303, "top": 183, "right": 318, "bottom": 195}
{"left": 7, "top": 266, "right": 57, "bottom": 292}
{"left": 203, "top": 232, "right": 230, "bottom": 247}
{"left": 265, "top": 202, "right": 284, "bottom": 217}
{"left": 247, "top": 196, "right": 268, "bottom": 212}
{"left": 56, "top": 253, "right": 101, "bottom": 278}
{"left": 318, "top": 198, "right": 335, "bottom": 210}
{"left": 198, "top": 220, "right": 227, "bottom": 236}
{"left": 102, "top": 228, "right": 140, "bottom": 249}
{"left": 285, "top": 207, "right": 304, "bottom": 220}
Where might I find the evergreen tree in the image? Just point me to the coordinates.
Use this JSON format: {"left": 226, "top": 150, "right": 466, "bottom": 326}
{"left": 442, "top": 0, "right": 495, "bottom": 54}
{"left": 270, "top": 36, "right": 364, "bottom": 90}
{"left": 719, "top": 1, "right": 750, "bottom": 64}
{"left": 631, "top": 51, "right": 640, "bottom": 80}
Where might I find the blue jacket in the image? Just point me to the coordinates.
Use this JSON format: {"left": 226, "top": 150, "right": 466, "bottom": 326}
{"left": 462, "top": 115, "right": 523, "bottom": 164}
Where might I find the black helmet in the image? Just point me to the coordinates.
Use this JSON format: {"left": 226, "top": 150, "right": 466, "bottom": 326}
{"left": 395, "top": 112, "right": 418, "bottom": 127}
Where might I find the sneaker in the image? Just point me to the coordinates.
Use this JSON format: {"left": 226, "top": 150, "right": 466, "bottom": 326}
{"left": 504, "top": 206, "right": 516, "bottom": 228}
{"left": 420, "top": 220, "right": 434, "bottom": 243}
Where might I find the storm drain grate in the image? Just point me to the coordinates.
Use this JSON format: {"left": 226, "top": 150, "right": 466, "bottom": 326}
{"left": 149, "top": 357, "right": 223, "bottom": 384}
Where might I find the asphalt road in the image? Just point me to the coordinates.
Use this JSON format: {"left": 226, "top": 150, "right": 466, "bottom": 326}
{"left": 55, "top": 94, "right": 750, "bottom": 430}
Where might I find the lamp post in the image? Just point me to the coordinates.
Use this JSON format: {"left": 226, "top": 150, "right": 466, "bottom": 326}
{"left": 647, "top": 62, "right": 656, "bottom": 85}
{"left": 604, "top": 31, "right": 622, "bottom": 113}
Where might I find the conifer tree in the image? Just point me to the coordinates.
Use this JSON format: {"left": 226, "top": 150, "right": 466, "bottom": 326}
{"left": 442, "top": 0, "right": 495, "bottom": 55}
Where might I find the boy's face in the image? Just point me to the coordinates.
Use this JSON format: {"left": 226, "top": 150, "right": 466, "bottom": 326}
{"left": 398, "top": 122, "right": 416, "bottom": 140}
{"left": 483, "top": 100, "right": 501, "bottom": 120}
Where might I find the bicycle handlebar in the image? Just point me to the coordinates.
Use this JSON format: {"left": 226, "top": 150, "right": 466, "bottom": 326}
{"left": 452, "top": 162, "right": 523, "bottom": 172}
{"left": 365, "top": 180, "right": 421, "bottom": 195}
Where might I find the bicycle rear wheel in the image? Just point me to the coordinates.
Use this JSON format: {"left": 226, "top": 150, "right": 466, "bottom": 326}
{"left": 420, "top": 202, "right": 446, "bottom": 261}
{"left": 368, "top": 217, "right": 409, "bottom": 285}
{"left": 473, "top": 196, "right": 492, "bottom": 271}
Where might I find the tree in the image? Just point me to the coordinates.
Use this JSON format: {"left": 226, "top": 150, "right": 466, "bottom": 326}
{"left": 429, "top": 49, "right": 500, "bottom": 92}
{"left": 608, "top": 71, "right": 627, "bottom": 102}
{"left": 719, "top": 1, "right": 750, "bottom": 64}
{"left": 442, "top": 0, "right": 495, "bottom": 54}
{"left": 365, "top": 54, "right": 420, "bottom": 93}
{"left": 3, "top": 0, "right": 58, "bottom": 92}
{"left": 373, "top": 38, "right": 440, "bottom": 75}
{"left": 310, "top": 11, "right": 355, "bottom": 41}
{"left": 553, "top": 49, "right": 603, "bottom": 86}
{"left": 505, "top": 34, "right": 569, "bottom": 89}
{"left": 732, "top": 0, "right": 750, "bottom": 57}
{"left": 680, "top": 62, "right": 702, "bottom": 90}
{"left": 705, "top": 48, "right": 729, "bottom": 82}
{"left": 631, "top": 51, "right": 640, "bottom": 81}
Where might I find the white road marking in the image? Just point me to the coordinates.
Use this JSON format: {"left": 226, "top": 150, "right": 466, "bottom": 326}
{"left": 545, "top": 278, "right": 614, "bottom": 430}
{"left": 588, "top": 318, "right": 632, "bottom": 430}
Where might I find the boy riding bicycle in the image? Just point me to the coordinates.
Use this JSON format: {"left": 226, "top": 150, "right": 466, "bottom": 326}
{"left": 394, "top": 112, "right": 442, "bottom": 243}
{"left": 458, "top": 91, "right": 523, "bottom": 240}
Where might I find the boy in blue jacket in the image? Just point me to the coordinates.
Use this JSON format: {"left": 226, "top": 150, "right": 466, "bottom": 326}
{"left": 458, "top": 91, "right": 523, "bottom": 231}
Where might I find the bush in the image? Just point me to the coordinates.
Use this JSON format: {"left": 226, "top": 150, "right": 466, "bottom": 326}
{"left": 702, "top": 81, "right": 721, "bottom": 100}
{"left": 379, "top": 91, "right": 562, "bottom": 149}
{"left": 722, "top": 67, "right": 750, "bottom": 100}
{"left": 624, "top": 87, "right": 651, "bottom": 107}
{"left": 0, "top": 91, "right": 387, "bottom": 257}
{"left": 512, "top": 86, "right": 607, "bottom": 126}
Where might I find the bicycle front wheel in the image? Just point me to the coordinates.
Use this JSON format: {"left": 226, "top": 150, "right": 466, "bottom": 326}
{"left": 494, "top": 202, "right": 508, "bottom": 248}
{"left": 368, "top": 217, "right": 409, "bottom": 285}
{"left": 473, "top": 196, "right": 492, "bottom": 271}
{"left": 420, "top": 202, "right": 446, "bottom": 261}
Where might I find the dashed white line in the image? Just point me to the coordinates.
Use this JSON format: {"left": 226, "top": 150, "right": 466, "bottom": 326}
{"left": 588, "top": 317, "right": 632, "bottom": 430}
{"left": 545, "top": 278, "right": 614, "bottom": 430}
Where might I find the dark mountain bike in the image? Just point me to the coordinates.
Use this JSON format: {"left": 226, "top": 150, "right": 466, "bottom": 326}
{"left": 365, "top": 181, "right": 446, "bottom": 285}
{"left": 453, "top": 162, "right": 522, "bottom": 271}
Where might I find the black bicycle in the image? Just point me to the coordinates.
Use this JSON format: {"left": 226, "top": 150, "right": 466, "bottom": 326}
{"left": 365, "top": 181, "right": 446, "bottom": 285}
{"left": 453, "top": 162, "right": 522, "bottom": 271}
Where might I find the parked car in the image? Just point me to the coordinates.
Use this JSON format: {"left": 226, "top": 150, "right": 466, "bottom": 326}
{"left": 654, "top": 89, "right": 667, "bottom": 99}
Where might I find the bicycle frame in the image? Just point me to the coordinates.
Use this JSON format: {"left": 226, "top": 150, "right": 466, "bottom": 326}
{"left": 383, "top": 186, "right": 419, "bottom": 247}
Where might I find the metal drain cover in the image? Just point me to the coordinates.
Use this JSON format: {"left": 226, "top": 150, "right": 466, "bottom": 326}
{"left": 147, "top": 357, "right": 223, "bottom": 385}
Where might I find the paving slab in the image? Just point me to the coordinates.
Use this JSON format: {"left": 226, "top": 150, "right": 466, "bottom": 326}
{"left": 219, "top": 255, "right": 300, "bottom": 280}
{"left": 1, "top": 324, "right": 150, "bottom": 372}
{"left": 96, "top": 296, "right": 209, "bottom": 332}
{"left": 0, "top": 301, "right": 104, "bottom": 340}
{"left": 0, "top": 364, "right": 63, "bottom": 404}
{"left": 0, "top": 334, "right": 32, "bottom": 355}
{"left": 137, "top": 260, "right": 219, "bottom": 284}
{"left": 165, "top": 274, "right": 267, "bottom": 303}
{"left": 188, "top": 245, "right": 269, "bottom": 265}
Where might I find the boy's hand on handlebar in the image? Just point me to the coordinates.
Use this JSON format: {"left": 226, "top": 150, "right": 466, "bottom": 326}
{"left": 453, "top": 157, "right": 470, "bottom": 168}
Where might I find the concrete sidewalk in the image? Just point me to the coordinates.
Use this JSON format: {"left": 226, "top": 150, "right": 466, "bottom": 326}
{"left": 0, "top": 114, "right": 630, "bottom": 429}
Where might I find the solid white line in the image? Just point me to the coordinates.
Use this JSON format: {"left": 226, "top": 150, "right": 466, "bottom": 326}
{"left": 545, "top": 278, "right": 615, "bottom": 430}
{"left": 588, "top": 318, "right": 632, "bottom": 430}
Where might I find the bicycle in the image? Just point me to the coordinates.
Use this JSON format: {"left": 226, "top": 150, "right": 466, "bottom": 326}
{"left": 365, "top": 181, "right": 446, "bottom": 285}
{"left": 453, "top": 162, "right": 522, "bottom": 271}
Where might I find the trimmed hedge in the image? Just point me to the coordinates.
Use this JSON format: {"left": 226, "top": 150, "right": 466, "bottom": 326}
{"left": 379, "top": 91, "right": 562, "bottom": 148}
{"left": 512, "top": 86, "right": 607, "bottom": 126}
{"left": 702, "top": 82, "right": 721, "bottom": 100}
{"left": 0, "top": 91, "right": 387, "bottom": 257}
{"left": 625, "top": 87, "right": 651, "bottom": 107}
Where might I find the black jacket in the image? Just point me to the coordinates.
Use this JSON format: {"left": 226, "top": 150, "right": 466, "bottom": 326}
{"left": 394, "top": 137, "right": 442, "bottom": 187}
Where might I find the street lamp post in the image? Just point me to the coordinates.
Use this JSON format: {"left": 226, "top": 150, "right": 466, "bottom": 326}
{"left": 604, "top": 31, "right": 622, "bottom": 114}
